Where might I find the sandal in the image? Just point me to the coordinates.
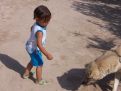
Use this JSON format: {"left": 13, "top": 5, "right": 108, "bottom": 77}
{"left": 22, "top": 74, "right": 29, "bottom": 79}
{"left": 35, "top": 79, "right": 48, "bottom": 85}
{"left": 22, "top": 71, "right": 35, "bottom": 79}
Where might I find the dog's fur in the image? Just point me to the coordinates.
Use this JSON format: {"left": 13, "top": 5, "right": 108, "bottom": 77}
{"left": 85, "top": 45, "right": 121, "bottom": 91}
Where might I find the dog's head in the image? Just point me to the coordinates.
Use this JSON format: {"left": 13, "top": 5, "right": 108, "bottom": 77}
{"left": 84, "top": 62, "right": 100, "bottom": 84}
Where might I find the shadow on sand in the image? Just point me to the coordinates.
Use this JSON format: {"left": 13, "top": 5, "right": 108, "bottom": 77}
{"left": 87, "top": 35, "right": 116, "bottom": 51}
{"left": 87, "top": 0, "right": 121, "bottom": 5}
{"left": 0, "top": 53, "right": 25, "bottom": 75}
{"left": 96, "top": 73, "right": 115, "bottom": 91}
{"left": 57, "top": 68, "right": 115, "bottom": 91}
{"left": 57, "top": 68, "right": 86, "bottom": 91}
{"left": 72, "top": 0, "right": 121, "bottom": 38}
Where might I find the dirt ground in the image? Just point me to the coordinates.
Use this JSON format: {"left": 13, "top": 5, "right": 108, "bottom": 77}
{"left": 0, "top": 0, "right": 121, "bottom": 91}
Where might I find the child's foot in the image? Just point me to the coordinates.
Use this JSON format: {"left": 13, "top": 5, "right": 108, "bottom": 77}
{"left": 22, "top": 71, "right": 35, "bottom": 79}
{"left": 22, "top": 74, "right": 29, "bottom": 79}
{"left": 35, "top": 79, "right": 48, "bottom": 85}
{"left": 22, "top": 71, "right": 36, "bottom": 79}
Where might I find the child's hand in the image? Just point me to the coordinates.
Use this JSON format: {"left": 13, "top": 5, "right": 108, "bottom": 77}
{"left": 46, "top": 53, "right": 53, "bottom": 60}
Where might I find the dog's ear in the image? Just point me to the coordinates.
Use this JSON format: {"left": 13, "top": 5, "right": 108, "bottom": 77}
{"left": 85, "top": 63, "right": 89, "bottom": 68}
{"left": 85, "top": 62, "right": 93, "bottom": 69}
{"left": 85, "top": 64, "right": 88, "bottom": 68}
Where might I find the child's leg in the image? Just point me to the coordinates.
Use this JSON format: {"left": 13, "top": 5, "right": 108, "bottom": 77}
{"left": 24, "top": 62, "right": 33, "bottom": 75}
{"left": 36, "top": 66, "right": 48, "bottom": 85}
{"left": 36, "top": 66, "right": 43, "bottom": 80}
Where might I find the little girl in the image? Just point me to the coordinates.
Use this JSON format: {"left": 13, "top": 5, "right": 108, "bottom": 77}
{"left": 23, "top": 5, "right": 53, "bottom": 85}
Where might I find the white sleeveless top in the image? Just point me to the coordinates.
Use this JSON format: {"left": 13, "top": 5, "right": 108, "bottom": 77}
{"left": 26, "top": 22, "right": 46, "bottom": 54}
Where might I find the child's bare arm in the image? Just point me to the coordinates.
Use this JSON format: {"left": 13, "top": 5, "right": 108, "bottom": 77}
{"left": 36, "top": 32, "right": 53, "bottom": 60}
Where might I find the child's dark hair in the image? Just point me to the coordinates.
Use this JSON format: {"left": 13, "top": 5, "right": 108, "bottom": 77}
{"left": 34, "top": 5, "right": 51, "bottom": 22}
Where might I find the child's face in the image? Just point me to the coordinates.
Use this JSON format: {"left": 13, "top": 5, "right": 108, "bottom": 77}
{"left": 36, "top": 18, "right": 50, "bottom": 27}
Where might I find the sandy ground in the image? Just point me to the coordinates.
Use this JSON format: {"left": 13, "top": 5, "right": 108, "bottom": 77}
{"left": 0, "top": 0, "right": 121, "bottom": 91}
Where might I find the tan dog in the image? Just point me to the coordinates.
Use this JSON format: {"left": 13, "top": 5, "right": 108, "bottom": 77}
{"left": 85, "top": 45, "right": 121, "bottom": 91}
